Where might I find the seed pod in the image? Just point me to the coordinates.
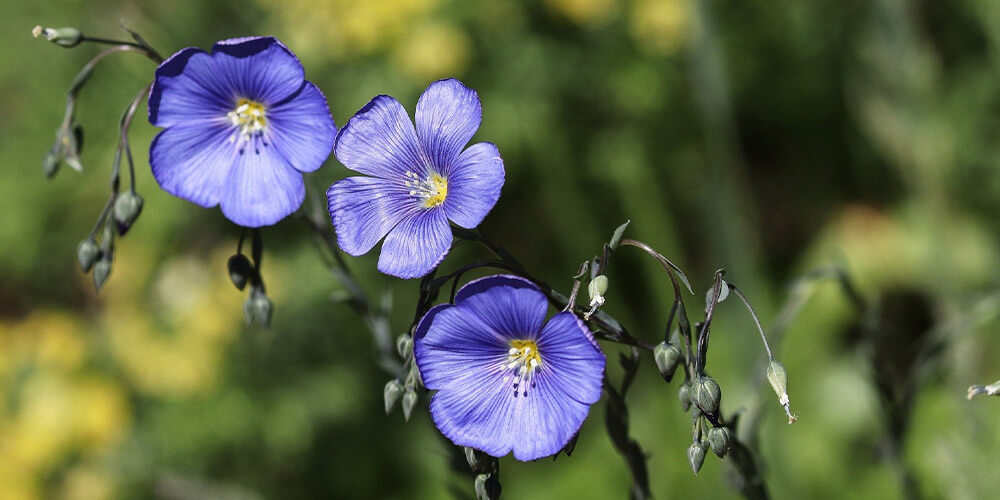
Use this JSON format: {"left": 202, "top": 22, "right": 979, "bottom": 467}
{"left": 77, "top": 238, "right": 100, "bottom": 272}
{"left": 227, "top": 254, "right": 252, "bottom": 291}
{"left": 707, "top": 426, "right": 731, "bottom": 458}
{"left": 92, "top": 258, "right": 111, "bottom": 291}
{"left": 401, "top": 388, "right": 418, "bottom": 421}
{"left": 653, "top": 341, "right": 682, "bottom": 381}
{"left": 693, "top": 376, "right": 721, "bottom": 415}
{"left": 678, "top": 383, "right": 692, "bottom": 412}
{"left": 688, "top": 441, "right": 707, "bottom": 475}
{"left": 113, "top": 191, "right": 144, "bottom": 235}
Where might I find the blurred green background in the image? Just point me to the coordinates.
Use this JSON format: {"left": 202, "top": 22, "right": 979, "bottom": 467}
{"left": 4, "top": 0, "right": 1000, "bottom": 498}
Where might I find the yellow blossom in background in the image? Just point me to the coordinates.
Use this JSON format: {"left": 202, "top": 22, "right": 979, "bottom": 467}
{"left": 393, "top": 21, "right": 470, "bottom": 83}
{"left": 630, "top": 0, "right": 691, "bottom": 55}
{"left": 104, "top": 250, "right": 249, "bottom": 398}
{"left": 258, "top": 0, "right": 439, "bottom": 60}
{"left": 546, "top": 0, "right": 617, "bottom": 25}
{"left": 59, "top": 464, "right": 114, "bottom": 500}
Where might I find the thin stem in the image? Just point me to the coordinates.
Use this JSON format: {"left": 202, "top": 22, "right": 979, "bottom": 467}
{"left": 726, "top": 282, "right": 774, "bottom": 360}
{"left": 696, "top": 271, "right": 725, "bottom": 374}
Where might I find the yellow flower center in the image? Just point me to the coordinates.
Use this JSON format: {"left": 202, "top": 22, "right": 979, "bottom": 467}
{"left": 505, "top": 339, "right": 542, "bottom": 397}
{"left": 404, "top": 171, "right": 448, "bottom": 208}
{"left": 228, "top": 98, "right": 268, "bottom": 138}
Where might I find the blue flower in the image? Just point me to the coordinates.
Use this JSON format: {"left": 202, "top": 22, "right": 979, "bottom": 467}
{"left": 327, "top": 78, "right": 505, "bottom": 279}
{"left": 148, "top": 37, "right": 336, "bottom": 227}
{"left": 414, "top": 275, "right": 606, "bottom": 461}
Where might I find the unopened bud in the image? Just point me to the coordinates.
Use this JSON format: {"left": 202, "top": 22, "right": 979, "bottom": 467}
{"left": 687, "top": 441, "right": 707, "bottom": 475}
{"left": 401, "top": 388, "right": 418, "bottom": 421}
{"left": 92, "top": 258, "right": 111, "bottom": 291}
{"left": 588, "top": 275, "right": 608, "bottom": 308}
{"left": 767, "top": 359, "right": 797, "bottom": 423}
{"left": 43, "top": 149, "right": 60, "bottom": 178}
{"left": 33, "top": 26, "right": 83, "bottom": 47}
{"left": 693, "top": 376, "right": 721, "bottom": 415}
{"left": 243, "top": 290, "right": 274, "bottom": 328}
{"left": 678, "top": 383, "right": 692, "bottom": 412}
{"left": 384, "top": 379, "right": 404, "bottom": 414}
{"left": 707, "top": 426, "right": 731, "bottom": 458}
{"left": 653, "top": 341, "right": 682, "bottom": 381}
{"left": 474, "top": 473, "right": 501, "bottom": 500}
{"left": 609, "top": 219, "right": 630, "bottom": 250}
{"left": 767, "top": 360, "right": 788, "bottom": 406}
{"left": 60, "top": 126, "right": 84, "bottom": 172}
{"left": 464, "top": 447, "right": 490, "bottom": 473}
{"left": 77, "top": 238, "right": 100, "bottom": 272}
{"left": 227, "top": 254, "right": 252, "bottom": 291}
{"left": 113, "top": 191, "right": 143, "bottom": 235}
{"left": 968, "top": 380, "right": 1000, "bottom": 399}
{"left": 396, "top": 333, "right": 413, "bottom": 358}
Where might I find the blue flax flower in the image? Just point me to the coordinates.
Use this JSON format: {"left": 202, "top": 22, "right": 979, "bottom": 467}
{"left": 327, "top": 78, "right": 504, "bottom": 279}
{"left": 414, "top": 275, "right": 605, "bottom": 461}
{"left": 148, "top": 36, "right": 336, "bottom": 227}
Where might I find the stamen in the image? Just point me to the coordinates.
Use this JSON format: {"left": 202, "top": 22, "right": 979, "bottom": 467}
{"left": 499, "top": 340, "right": 542, "bottom": 397}
{"left": 227, "top": 98, "right": 268, "bottom": 144}
{"left": 403, "top": 171, "right": 448, "bottom": 208}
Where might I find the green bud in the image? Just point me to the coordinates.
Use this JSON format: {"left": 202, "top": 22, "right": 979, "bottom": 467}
{"left": 43, "top": 149, "right": 60, "bottom": 178}
{"left": 707, "top": 426, "right": 731, "bottom": 458}
{"left": 61, "top": 126, "right": 84, "bottom": 172}
{"left": 396, "top": 333, "right": 413, "bottom": 359}
{"left": 464, "top": 447, "right": 490, "bottom": 473}
{"left": 77, "top": 238, "right": 100, "bottom": 272}
{"left": 113, "top": 191, "right": 144, "bottom": 235}
{"left": 693, "top": 376, "right": 721, "bottom": 415}
{"left": 609, "top": 219, "right": 631, "bottom": 250}
{"left": 653, "top": 341, "right": 682, "bottom": 381}
{"left": 475, "top": 473, "right": 501, "bottom": 500}
{"left": 588, "top": 274, "right": 608, "bottom": 308}
{"left": 401, "top": 388, "right": 418, "bottom": 421}
{"left": 92, "top": 258, "right": 111, "bottom": 291}
{"left": 243, "top": 290, "right": 274, "bottom": 328}
{"left": 383, "top": 379, "right": 404, "bottom": 414}
{"left": 678, "top": 383, "right": 692, "bottom": 412}
{"left": 687, "top": 441, "right": 707, "bottom": 475}
{"left": 767, "top": 360, "right": 788, "bottom": 406}
{"left": 227, "top": 254, "right": 252, "bottom": 291}
{"left": 33, "top": 26, "right": 83, "bottom": 47}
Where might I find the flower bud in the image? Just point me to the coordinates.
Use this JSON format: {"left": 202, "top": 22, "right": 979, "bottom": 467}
{"left": 43, "top": 149, "right": 60, "bottom": 178}
{"left": 693, "top": 376, "right": 721, "bottom": 415}
{"left": 587, "top": 275, "right": 608, "bottom": 308}
{"left": 678, "top": 383, "right": 692, "bottom": 412}
{"left": 243, "top": 290, "right": 274, "bottom": 328}
{"left": 401, "top": 388, "right": 418, "bottom": 421}
{"left": 77, "top": 238, "right": 100, "bottom": 272}
{"left": 767, "top": 360, "right": 788, "bottom": 406}
{"left": 33, "top": 26, "right": 83, "bottom": 47}
{"left": 227, "top": 254, "right": 252, "bottom": 291}
{"left": 465, "top": 447, "right": 490, "bottom": 473}
{"left": 609, "top": 219, "right": 630, "bottom": 250}
{"left": 92, "top": 258, "right": 111, "bottom": 291}
{"left": 653, "top": 341, "right": 682, "bottom": 381}
{"left": 61, "top": 126, "right": 84, "bottom": 172}
{"left": 113, "top": 191, "right": 144, "bottom": 235}
{"left": 384, "top": 379, "right": 404, "bottom": 414}
{"left": 396, "top": 333, "right": 413, "bottom": 359}
{"left": 707, "top": 426, "right": 731, "bottom": 458}
{"left": 687, "top": 441, "right": 707, "bottom": 475}
{"left": 475, "top": 473, "right": 501, "bottom": 500}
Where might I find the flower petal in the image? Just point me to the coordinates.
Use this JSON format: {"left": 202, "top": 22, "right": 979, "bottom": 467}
{"left": 536, "top": 312, "right": 605, "bottom": 405}
{"left": 326, "top": 177, "right": 416, "bottom": 256}
{"left": 415, "top": 78, "right": 482, "bottom": 171}
{"left": 219, "top": 143, "right": 304, "bottom": 227}
{"left": 443, "top": 142, "right": 504, "bottom": 229}
{"left": 453, "top": 275, "right": 548, "bottom": 339}
{"left": 377, "top": 208, "right": 452, "bottom": 279}
{"left": 148, "top": 48, "right": 232, "bottom": 128}
{"left": 415, "top": 305, "right": 509, "bottom": 391}
{"left": 210, "top": 36, "right": 305, "bottom": 105}
{"left": 510, "top": 373, "right": 595, "bottom": 461}
{"left": 149, "top": 122, "right": 237, "bottom": 208}
{"left": 268, "top": 82, "right": 337, "bottom": 173}
{"left": 429, "top": 370, "right": 518, "bottom": 458}
{"left": 334, "top": 95, "right": 426, "bottom": 180}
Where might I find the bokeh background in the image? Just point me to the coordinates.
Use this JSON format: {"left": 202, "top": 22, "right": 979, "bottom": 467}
{"left": 3, "top": 0, "right": 1000, "bottom": 498}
